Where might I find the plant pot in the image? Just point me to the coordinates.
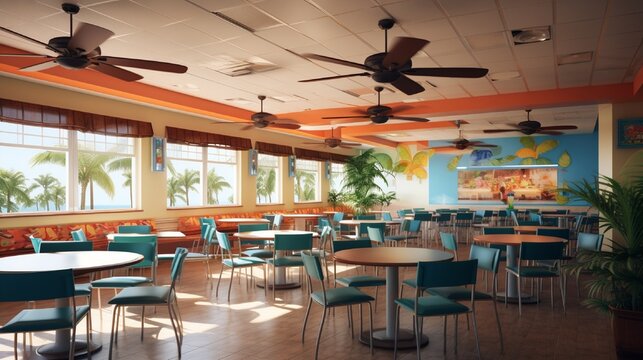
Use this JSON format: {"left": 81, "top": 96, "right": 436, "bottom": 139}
{"left": 610, "top": 306, "right": 643, "bottom": 359}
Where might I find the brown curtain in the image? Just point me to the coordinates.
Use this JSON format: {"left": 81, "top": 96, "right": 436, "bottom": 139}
{"left": 0, "top": 98, "right": 153, "bottom": 137}
{"left": 329, "top": 153, "right": 352, "bottom": 163}
{"left": 255, "top": 141, "right": 293, "bottom": 157}
{"left": 294, "top": 148, "right": 331, "bottom": 162}
{"left": 166, "top": 127, "right": 252, "bottom": 150}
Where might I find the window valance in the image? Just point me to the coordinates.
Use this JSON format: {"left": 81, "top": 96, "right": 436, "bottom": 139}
{"left": 294, "top": 148, "right": 331, "bottom": 162}
{"left": 166, "top": 126, "right": 252, "bottom": 150}
{"left": 329, "top": 153, "right": 352, "bottom": 163}
{"left": 255, "top": 141, "right": 293, "bottom": 157}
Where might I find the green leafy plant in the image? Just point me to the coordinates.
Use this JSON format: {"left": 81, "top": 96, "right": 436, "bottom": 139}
{"left": 515, "top": 136, "right": 558, "bottom": 165}
{"left": 373, "top": 144, "right": 433, "bottom": 181}
{"left": 376, "top": 191, "right": 397, "bottom": 211}
{"left": 327, "top": 189, "right": 343, "bottom": 211}
{"left": 342, "top": 149, "right": 390, "bottom": 215}
{"left": 563, "top": 167, "right": 643, "bottom": 312}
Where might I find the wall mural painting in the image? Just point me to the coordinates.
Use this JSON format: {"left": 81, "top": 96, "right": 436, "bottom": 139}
{"left": 457, "top": 168, "right": 558, "bottom": 202}
{"left": 373, "top": 144, "right": 434, "bottom": 182}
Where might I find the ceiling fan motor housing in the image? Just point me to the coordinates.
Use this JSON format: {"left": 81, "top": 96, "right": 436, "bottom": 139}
{"left": 372, "top": 115, "right": 389, "bottom": 124}
{"left": 518, "top": 120, "right": 541, "bottom": 135}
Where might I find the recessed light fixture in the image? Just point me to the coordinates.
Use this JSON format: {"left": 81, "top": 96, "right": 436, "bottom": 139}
{"left": 488, "top": 71, "right": 521, "bottom": 81}
{"left": 401, "top": 98, "right": 425, "bottom": 103}
{"left": 172, "top": 83, "right": 199, "bottom": 91}
{"left": 558, "top": 51, "right": 593, "bottom": 65}
{"left": 271, "top": 95, "right": 307, "bottom": 103}
{"left": 511, "top": 26, "right": 551, "bottom": 45}
{"left": 225, "top": 98, "right": 255, "bottom": 105}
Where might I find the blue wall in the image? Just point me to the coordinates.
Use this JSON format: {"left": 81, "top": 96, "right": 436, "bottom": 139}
{"left": 428, "top": 133, "right": 598, "bottom": 207}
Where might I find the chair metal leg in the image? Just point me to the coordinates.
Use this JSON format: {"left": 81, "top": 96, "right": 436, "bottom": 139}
{"left": 314, "top": 305, "right": 327, "bottom": 360}
{"left": 393, "top": 305, "right": 401, "bottom": 360}
{"left": 301, "top": 297, "right": 313, "bottom": 343}
{"left": 415, "top": 314, "right": 421, "bottom": 360}
{"left": 348, "top": 305, "right": 354, "bottom": 339}
{"left": 454, "top": 313, "right": 458, "bottom": 354}
{"left": 367, "top": 302, "right": 374, "bottom": 355}
{"left": 109, "top": 305, "right": 119, "bottom": 360}
{"left": 550, "top": 278, "right": 554, "bottom": 309}
{"left": 167, "top": 301, "right": 182, "bottom": 359}
{"left": 443, "top": 316, "right": 447, "bottom": 354}
{"left": 228, "top": 267, "right": 234, "bottom": 303}
{"left": 517, "top": 275, "right": 522, "bottom": 316}
{"left": 13, "top": 333, "right": 17, "bottom": 360}
{"left": 471, "top": 310, "right": 481, "bottom": 359}
{"left": 559, "top": 276, "right": 566, "bottom": 315}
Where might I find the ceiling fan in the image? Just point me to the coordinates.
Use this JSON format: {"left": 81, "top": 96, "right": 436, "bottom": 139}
{"left": 322, "top": 86, "right": 429, "bottom": 124}
{"left": 431, "top": 121, "right": 498, "bottom": 151}
{"left": 302, "top": 128, "right": 360, "bottom": 148}
{"left": 0, "top": 3, "right": 187, "bottom": 82}
{"left": 214, "top": 95, "right": 301, "bottom": 130}
{"left": 483, "top": 109, "right": 578, "bottom": 136}
{"left": 299, "top": 18, "right": 488, "bottom": 95}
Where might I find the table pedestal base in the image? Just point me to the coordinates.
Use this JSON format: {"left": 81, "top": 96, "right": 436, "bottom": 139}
{"left": 359, "top": 329, "right": 429, "bottom": 349}
{"left": 256, "top": 282, "right": 301, "bottom": 290}
{"left": 495, "top": 292, "right": 539, "bottom": 304}
{"left": 37, "top": 339, "right": 102, "bottom": 359}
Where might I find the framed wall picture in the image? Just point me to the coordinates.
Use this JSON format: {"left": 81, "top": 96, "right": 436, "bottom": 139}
{"left": 248, "top": 149, "right": 258, "bottom": 176}
{"left": 288, "top": 155, "right": 296, "bottom": 177}
{"left": 324, "top": 160, "right": 332, "bottom": 179}
{"left": 618, "top": 118, "right": 643, "bottom": 148}
{"left": 151, "top": 137, "right": 166, "bottom": 172}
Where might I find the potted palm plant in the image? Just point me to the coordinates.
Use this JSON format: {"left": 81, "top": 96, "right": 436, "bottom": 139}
{"left": 327, "top": 190, "right": 343, "bottom": 211}
{"left": 342, "top": 149, "right": 390, "bottom": 216}
{"left": 376, "top": 191, "right": 397, "bottom": 211}
{"left": 564, "top": 167, "right": 643, "bottom": 359}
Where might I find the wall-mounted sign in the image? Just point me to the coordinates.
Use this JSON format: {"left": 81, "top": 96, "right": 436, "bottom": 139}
{"left": 151, "top": 137, "right": 166, "bottom": 172}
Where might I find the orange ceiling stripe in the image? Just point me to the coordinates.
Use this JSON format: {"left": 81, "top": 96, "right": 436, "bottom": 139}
{"left": 634, "top": 66, "right": 643, "bottom": 95}
{"left": 349, "top": 135, "right": 399, "bottom": 148}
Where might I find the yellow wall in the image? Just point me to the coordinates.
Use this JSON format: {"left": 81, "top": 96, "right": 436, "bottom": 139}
{"left": 0, "top": 75, "right": 351, "bottom": 228}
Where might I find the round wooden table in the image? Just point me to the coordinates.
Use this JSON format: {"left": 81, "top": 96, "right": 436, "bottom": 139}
{"left": 513, "top": 225, "right": 564, "bottom": 234}
{"left": 233, "top": 230, "right": 316, "bottom": 289}
{"left": 473, "top": 234, "right": 566, "bottom": 303}
{"left": 339, "top": 219, "right": 402, "bottom": 237}
{"left": 217, "top": 218, "right": 270, "bottom": 224}
{"left": 0, "top": 251, "right": 142, "bottom": 359}
{"left": 334, "top": 247, "right": 453, "bottom": 349}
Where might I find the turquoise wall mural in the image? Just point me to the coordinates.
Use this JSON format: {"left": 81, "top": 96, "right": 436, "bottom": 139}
{"left": 428, "top": 133, "right": 598, "bottom": 206}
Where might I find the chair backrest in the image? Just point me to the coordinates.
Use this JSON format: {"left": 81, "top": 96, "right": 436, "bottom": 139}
{"left": 415, "top": 259, "right": 478, "bottom": 290}
{"left": 437, "top": 212, "right": 451, "bottom": 223}
{"left": 573, "top": 215, "right": 585, "bottom": 232}
{"left": 262, "top": 214, "right": 275, "bottom": 228}
{"left": 536, "top": 228, "right": 570, "bottom": 240}
{"left": 319, "top": 226, "right": 332, "bottom": 250}
{"left": 118, "top": 224, "right": 152, "bottom": 234}
{"left": 577, "top": 232, "right": 604, "bottom": 251}
{"left": 200, "top": 218, "right": 215, "bottom": 239}
{"left": 413, "top": 207, "right": 425, "bottom": 212}
{"left": 215, "top": 231, "right": 233, "bottom": 252}
{"left": 238, "top": 223, "right": 270, "bottom": 232}
{"left": 318, "top": 217, "right": 331, "bottom": 229}
{"left": 108, "top": 240, "right": 156, "bottom": 269}
{"left": 382, "top": 212, "right": 393, "bottom": 221}
{"left": 273, "top": 214, "right": 284, "bottom": 229}
{"left": 498, "top": 210, "right": 508, "bottom": 218}
{"left": 169, "top": 247, "right": 189, "bottom": 285}
{"left": 528, "top": 213, "right": 542, "bottom": 224}
{"left": 396, "top": 210, "right": 407, "bottom": 218}
{"left": 332, "top": 239, "right": 372, "bottom": 252}
{"left": 414, "top": 212, "right": 432, "bottom": 221}
{"left": 511, "top": 211, "right": 520, "bottom": 226}
{"left": 332, "top": 212, "right": 344, "bottom": 223}
{"left": 29, "top": 235, "right": 42, "bottom": 253}
{"left": 469, "top": 245, "right": 500, "bottom": 273}
{"left": 518, "top": 220, "right": 542, "bottom": 226}
{"left": 355, "top": 214, "right": 376, "bottom": 220}
{"left": 455, "top": 211, "right": 474, "bottom": 222}
{"left": 483, "top": 227, "right": 515, "bottom": 235}
{"left": 112, "top": 234, "right": 158, "bottom": 245}
{"left": 440, "top": 232, "right": 457, "bottom": 252}
{"left": 71, "top": 229, "right": 88, "bottom": 241}
{"left": 39, "top": 240, "right": 93, "bottom": 253}
{"left": 358, "top": 222, "right": 385, "bottom": 237}
{"left": 407, "top": 219, "right": 422, "bottom": 233}
{"left": 0, "top": 269, "right": 75, "bottom": 302}
{"left": 519, "top": 242, "right": 565, "bottom": 261}
{"left": 301, "top": 252, "right": 325, "bottom": 282}
{"left": 203, "top": 223, "right": 217, "bottom": 246}
{"left": 367, "top": 226, "right": 385, "bottom": 244}
{"left": 274, "top": 233, "right": 313, "bottom": 251}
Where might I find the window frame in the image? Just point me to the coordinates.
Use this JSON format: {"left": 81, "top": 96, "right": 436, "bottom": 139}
{"left": 294, "top": 158, "right": 321, "bottom": 203}
{"left": 256, "top": 153, "right": 282, "bottom": 205}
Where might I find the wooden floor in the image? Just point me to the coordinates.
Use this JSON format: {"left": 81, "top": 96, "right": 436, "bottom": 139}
{"left": 0, "top": 240, "right": 616, "bottom": 360}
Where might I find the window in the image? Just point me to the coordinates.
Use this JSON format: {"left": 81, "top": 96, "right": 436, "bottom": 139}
{"left": 330, "top": 162, "right": 345, "bottom": 192}
{"left": 0, "top": 122, "right": 137, "bottom": 213}
{"left": 256, "top": 154, "right": 281, "bottom": 204}
{"left": 294, "top": 159, "right": 320, "bottom": 202}
{"left": 166, "top": 144, "right": 239, "bottom": 208}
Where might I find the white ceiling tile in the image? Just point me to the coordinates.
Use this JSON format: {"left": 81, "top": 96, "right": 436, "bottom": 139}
{"left": 604, "top": 13, "right": 643, "bottom": 34}
{"left": 556, "top": 0, "right": 607, "bottom": 23}
{"left": 600, "top": 32, "right": 643, "bottom": 51}
{"left": 595, "top": 56, "right": 633, "bottom": 70}
{"left": 485, "top": 60, "right": 519, "bottom": 72}
{"left": 217, "top": 5, "right": 282, "bottom": 31}
{"left": 502, "top": 3, "right": 553, "bottom": 29}
{"left": 9, "top": 1, "right": 61, "bottom": 19}
{"left": 492, "top": 78, "right": 528, "bottom": 93}
{"left": 318, "top": 35, "right": 374, "bottom": 57}
{"left": 609, "top": 0, "right": 643, "bottom": 16}
{"left": 558, "top": 62, "right": 592, "bottom": 87}
{"left": 88, "top": 1, "right": 175, "bottom": 29}
{"left": 591, "top": 68, "right": 628, "bottom": 85}
{"left": 425, "top": 38, "right": 467, "bottom": 56}
{"left": 255, "top": 0, "right": 325, "bottom": 24}
{"left": 461, "top": 78, "right": 497, "bottom": 96}
{"left": 431, "top": 52, "right": 478, "bottom": 67}
{"left": 513, "top": 41, "right": 554, "bottom": 59}
{"left": 409, "top": 56, "right": 440, "bottom": 67}
{"left": 131, "top": 0, "right": 206, "bottom": 21}
{"left": 450, "top": 10, "right": 504, "bottom": 36}
{"left": 187, "top": 0, "right": 248, "bottom": 12}
{"left": 243, "top": 49, "right": 302, "bottom": 66}
{"left": 438, "top": 0, "right": 497, "bottom": 16}
{"left": 193, "top": 40, "right": 253, "bottom": 59}
{"left": 227, "top": 34, "right": 283, "bottom": 55}
{"left": 291, "top": 17, "right": 351, "bottom": 41}
{"left": 183, "top": 12, "right": 249, "bottom": 41}
{"left": 466, "top": 31, "right": 509, "bottom": 51}
{"left": 403, "top": 18, "right": 458, "bottom": 41}
{"left": 521, "top": 57, "right": 556, "bottom": 70}
{"left": 555, "top": 19, "right": 602, "bottom": 40}
{"left": 383, "top": 0, "right": 444, "bottom": 23}
{"left": 334, "top": 7, "right": 391, "bottom": 34}
{"left": 473, "top": 46, "right": 514, "bottom": 63}
{"left": 555, "top": 37, "right": 597, "bottom": 55}
{"left": 255, "top": 26, "right": 317, "bottom": 48}
{"left": 312, "top": 0, "right": 377, "bottom": 15}
{"left": 498, "top": 0, "right": 552, "bottom": 9}
{"left": 523, "top": 73, "right": 557, "bottom": 90}
{"left": 433, "top": 85, "right": 470, "bottom": 98}
{"left": 357, "top": 27, "right": 409, "bottom": 51}
{"left": 153, "top": 22, "right": 220, "bottom": 48}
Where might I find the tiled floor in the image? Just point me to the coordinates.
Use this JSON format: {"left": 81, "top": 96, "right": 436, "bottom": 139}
{"left": 0, "top": 241, "right": 616, "bottom": 359}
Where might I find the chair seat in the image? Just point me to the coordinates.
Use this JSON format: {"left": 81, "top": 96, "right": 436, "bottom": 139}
{"left": 426, "top": 286, "right": 494, "bottom": 301}
{"left": 0, "top": 306, "right": 90, "bottom": 333}
{"left": 223, "top": 257, "right": 265, "bottom": 268}
{"left": 158, "top": 252, "right": 208, "bottom": 261}
{"left": 293, "top": 249, "right": 329, "bottom": 257}
{"left": 385, "top": 235, "right": 407, "bottom": 242}
{"left": 336, "top": 275, "right": 385, "bottom": 288}
{"left": 74, "top": 283, "right": 92, "bottom": 296}
{"left": 241, "top": 249, "right": 274, "bottom": 259}
{"left": 108, "top": 286, "right": 171, "bottom": 305}
{"left": 506, "top": 265, "right": 559, "bottom": 277}
{"left": 311, "top": 287, "right": 374, "bottom": 307}
{"left": 91, "top": 276, "right": 152, "bottom": 288}
{"left": 266, "top": 256, "right": 304, "bottom": 267}
{"left": 395, "top": 295, "right": 469, "bottom": 317}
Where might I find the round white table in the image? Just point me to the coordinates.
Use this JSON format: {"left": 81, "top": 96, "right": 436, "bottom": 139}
{"left": 217, "top": 218, "right": 270, "bottom": 224}
{"left": 0, "top": 251, "right": 142, "bottom": 359}
{"left": 281, "top": 214, "right": 325, "bottom": 230}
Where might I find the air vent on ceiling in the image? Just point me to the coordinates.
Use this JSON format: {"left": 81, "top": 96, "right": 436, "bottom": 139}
{"left": 558, "top": 51, "right": 593, "bottom": 65}
{"left": 511, "top": 26, "right": 551, "bottom": 45}
{"left": 204, "top": 55, "right": 278, "bottom": 76}
{"left": 271, "top": 95, "right": 308, "bottom": 103}
{"left": 342, "top": 87, "right": 394, "bottom": 98}
{"left": 212, "top": 12, "right": 255, "bottom": 32}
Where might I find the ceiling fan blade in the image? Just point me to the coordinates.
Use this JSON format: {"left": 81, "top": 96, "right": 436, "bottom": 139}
{"left": 299, "top": 72, "right": 370, "bottom": 83}
{"left": 388, "top": 105, "right": 414, "bottom": 113}
{"left": 383, "top": 37, "right": 429, "bottom": 69}
{"left": 339, "top": 144, "right": 360, "bottom": 149}
{"left": 537, "top": 130, "right": 564, "bottom": 136}
{"left": 68, "top": 22, "right": 114, "bottom": 54}
{"left": 472, "top": 144, "right": 498, "bottom": 148}
{"left": 340, "top": 142, "right": 361, "bottom": 147}
{"left": 20, "top": 59, "right": 58, "bottom": 72}
{"left": 483, "top": 129, "right": 521, "bottom": 133}
{"left": 93, "top": 56, "right": 187, "bottom": 73}
{"left": 302, "top": 142, "right": 325, "bottom": 145}
{"left": 403, "top": 67, "right": 489, "bottom": 78}
{"left": 0, "top": 53, "right": 51, "bottom": 57}
{"left": 89, "top": 62, "right": 143, "bottom": 81}
{"left": 241, "top": 124, "right": 256, "bottom": 131}
{"left": 539, "top": 125, "right": 578, "bottom": 131}
{"left": 270, "top": 122, "right": 301, "bottom": 130}
{"left": 0, "top": 26, "right": 61, "bottom": 54}
{"left": 430, "top": 146, "right": 457, "bottom": 150}
{"left": 302, "top": 53, "right": 371, "bottom": 71}
{"left": 389, "top": 116, "right": 429, "bottom": 122}
{"left": 391, "top": 74, "right": 425, "bottom": 95}
{"left": 322, "top": 115, "right": 370, "bottom": 119}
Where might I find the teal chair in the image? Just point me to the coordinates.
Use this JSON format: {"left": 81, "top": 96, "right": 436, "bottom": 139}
{"left": 117, "top": 225, "right": 152, "bottom": 234}
{"left": 497, "top": 210, "right": 509, "bottom": 225}
{"left": 440, "top": 232, "right": 458, "bottom": 261}
{"left": 266, "top": 233, "right": 313, "bottom": 301}
{"left": 301, "top": 252, "right": 374, "bottom": 360}
{"left": 71, "top": 228, "right": 88, "bottom": 241}
{"left": 331, "top": 212, "right": 344, "bottom": 231}
{"left": 29, "top": 234, "right": 42, "bottom": 253}
{"left": 107, "top": 247, "right": 188, "bottom": 360}
{"left": 382, "top": 212, "right": 393, "bottom": 221}
{"left": 413, "top": 212, "right": 432, "bottom": 246}
{"left": 453, "top": 212, "right": 474, "bottom": 244}
{"left": 394, "top": 259, "right": 480, "bottom": 359}
{"left": 427, "top": 245, "right": 504, "bottom": 353}
{"left": 273, "top": 214, "right": 284, "bottom": 230}
{"left": 215, "top": 231, "right": 266, "bottom": 301}
{"left": 302, "top": 226, "right": 332, "bottom": 283}
{"left": 571, "top": 232, "right": 604, "bottom": 297}
{"left": 332, "top": 239, "right": 385, "bottom": 309}
{"left": 367, "top": 224, "right": 407, "bottom": 246}
{"left": 483, "top": 227, "right": 514, "bottom": 261}
{"left": 506, "top": 241, "right": 566, "bottom": 315}
{"left": 355, "top": 214, "right": 376, "bottom": 220}
{"left": 262, "top": 214, "right": 276, "bottom": 228}
{"left": 199, "top": 218, "right": 218, "bottom": 255}
{"left": 346, "top": 222, "right": 385, "bottom": 241}
{"left": 238, "top": 223, "right": 273, "bottom": 259}
{"left": 0, "top": 269, "right": 91, "bottom": 359}
{"left": 111, "top": 234, "right": 158, "bottom": 283}
{"left": 159, "top": 224, "right": 216, "bottom": 280}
